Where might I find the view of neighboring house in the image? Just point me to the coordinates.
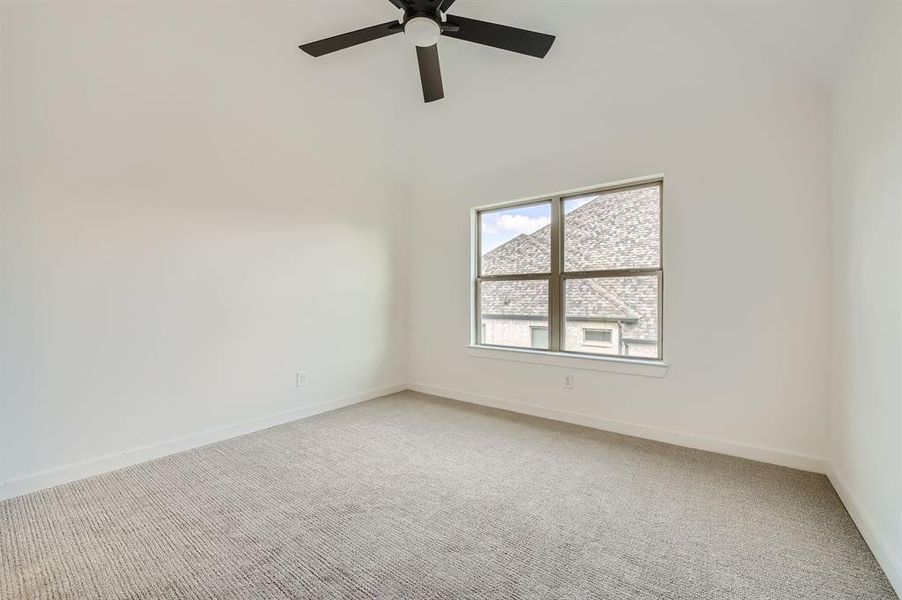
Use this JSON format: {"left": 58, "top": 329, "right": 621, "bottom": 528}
{"left": 479, "top": 186, "right": 660, "bottom": 358}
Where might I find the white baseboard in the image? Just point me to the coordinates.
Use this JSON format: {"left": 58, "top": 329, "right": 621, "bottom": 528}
{"left": 828, "top": 467, "right": 902, "bottom": 596}
{"left": 0, "top": 383, "right": 406, "bottom": 501}
{"left": 407, "top": 382, "right": 828, "bottom": 474}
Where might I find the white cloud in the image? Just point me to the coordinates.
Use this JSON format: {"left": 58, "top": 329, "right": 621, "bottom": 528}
{"left": 486, "top": 214, "right": 550, "bottom": 236}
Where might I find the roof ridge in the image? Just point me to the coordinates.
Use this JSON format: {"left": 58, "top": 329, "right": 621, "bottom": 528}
{"left": 482, "top": 233, "right": 527, "bottom": 259}
{"left": 585, "top": 279, "right": 641, "bottom": 320}
{"left": 518, "top": 197, "right": 601, "bottom": 247}
{"left": 562, "top": 195, "right": 601, "bottom": 221}
{"left": 520, "top": 229, "right": 549, "bottom": 253}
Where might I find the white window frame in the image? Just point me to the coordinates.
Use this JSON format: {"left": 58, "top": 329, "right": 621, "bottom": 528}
{"left": 470, "top": 175, "right": 665, "bottom": 369}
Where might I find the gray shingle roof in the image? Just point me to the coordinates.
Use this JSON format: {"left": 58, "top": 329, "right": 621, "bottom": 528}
{"left": 480, "top": 231, "right": 550, "bottom": 275}
{"left": 480, "top": 280, "right": 548, "bottom": 318}
{"left": 562, "top": 188, "right": 660, "bottom": 272}
{"left": 480, "top": 186, "right": 660, "bottom": 342}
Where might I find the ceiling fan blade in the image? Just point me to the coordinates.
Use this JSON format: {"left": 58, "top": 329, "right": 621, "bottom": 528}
{"left": 299, "top": 20, "right": 402, "bottom": 57}
{"left": 416, "top": 44, "right": 444, "bottom": 103}
{"left": 443, "top": 15, "right": 555, "bottom": 58}
{"left": 438, "top": 0, "right": 457, "bottom": 11}
{"left": 386, "top": 0, "right": 405, "bottom": 7}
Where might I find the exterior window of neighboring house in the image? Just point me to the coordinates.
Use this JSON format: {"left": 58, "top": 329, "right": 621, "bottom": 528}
{"left": 583, "top": 328, "right": 612, "bottom": 346}
{"left": 475, "top": 179, "right": 662, "bottom": 360}
{"left": 531, "top": 326, "right": 549, "bottom": 349}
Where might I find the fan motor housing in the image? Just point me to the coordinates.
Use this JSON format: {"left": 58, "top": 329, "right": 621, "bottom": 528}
{"left": 403, "top": 12, "right": 442, "bottom": 48}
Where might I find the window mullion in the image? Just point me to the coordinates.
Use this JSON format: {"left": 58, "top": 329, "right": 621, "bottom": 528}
{"left": 561, "top": 267, "right": 661, "bottom": 279}
{"left": 549, "top": 196, "right": 563, "bottom": 352}
{"left": 477, "top": 273, "right": 551, "bottom": 282}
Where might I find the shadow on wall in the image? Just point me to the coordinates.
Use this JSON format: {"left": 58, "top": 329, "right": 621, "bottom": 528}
{"left": 0, "top": 180, "right": 408, "bottom": 484}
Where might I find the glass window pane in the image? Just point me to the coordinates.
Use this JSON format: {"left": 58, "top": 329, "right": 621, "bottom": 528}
{"left": 564, "top": 275, "right": 659, "bottom": 358}
{"left": 563, "top": 184, "right": 660, "bottom": 272}
{"left": 480, "top": 201, "right": 551, "bottom": 275}
{"left": 480, "top": 279, "right": 549, "bottom": 349}
{"left": 583, "top": 328, "right": 612, "bottom": 344}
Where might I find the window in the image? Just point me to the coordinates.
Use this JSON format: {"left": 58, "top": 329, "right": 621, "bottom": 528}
{"left": 474, "top": 179, "right": 662, "bottom": 360}
{"left": 531, "top": 326, "right": 549, "bottom": 349}
{"left": 583, "top": 328, "right": 612, "bottom": 345}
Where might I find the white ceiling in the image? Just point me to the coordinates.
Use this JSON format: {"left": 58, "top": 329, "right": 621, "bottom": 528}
{"left": 6, "top": 0, "right": 876, "bottom": 192}
{"left": 288, "top": 0, "right": 877, "bottom": 113}
{"left": 440, "top": 1, "right": 877, "bottom": 89}
{"left": 376, "top": 0, "right": 874, "bottom": 182}
{"left": 705, "top": 0, "right": 879, "bottom": 87}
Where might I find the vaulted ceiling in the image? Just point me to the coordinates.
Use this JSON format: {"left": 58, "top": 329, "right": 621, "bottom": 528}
{"left": 4, "top": 1, "right": 878, "bottom": 195}
{"left": 707, "top": 0, "right": 878, "bottom": 87}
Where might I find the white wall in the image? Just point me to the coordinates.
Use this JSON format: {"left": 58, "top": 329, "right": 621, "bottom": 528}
{"left": 829, "top": 2, "right": 902, "bottom": 591}
{"left": 0, "top": 1, "right": 409, "bottom": 496}
{"left": 407, "top": 2, "right": 832, "bottom": 469}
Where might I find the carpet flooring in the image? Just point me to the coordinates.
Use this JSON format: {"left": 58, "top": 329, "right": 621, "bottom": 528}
{"left": 1, "top": 391, "right": 896, "bottom": 599}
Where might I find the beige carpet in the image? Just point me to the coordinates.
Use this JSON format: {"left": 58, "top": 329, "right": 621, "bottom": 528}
{"left": 0, "top": 391, "right": 896, "bottom": 599}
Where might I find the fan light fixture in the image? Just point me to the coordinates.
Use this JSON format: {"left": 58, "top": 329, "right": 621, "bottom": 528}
{"left": 404, "top": 17, "right": 441, "bottom": 47}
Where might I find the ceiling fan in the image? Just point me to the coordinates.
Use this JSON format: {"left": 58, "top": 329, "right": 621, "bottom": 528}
{"left": 298, "top": 0, "right": 555, "bottom": 103}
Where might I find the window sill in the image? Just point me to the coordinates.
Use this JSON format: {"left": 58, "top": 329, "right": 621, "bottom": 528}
{"left": 466, "top": 345, "right": 669, "bottom": 378}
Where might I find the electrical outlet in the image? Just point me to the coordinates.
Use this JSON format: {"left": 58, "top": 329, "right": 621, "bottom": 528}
{"left": 296, "top": 371, "right": 308, "bottom": 388}
{"left": 564, "top": 375, "right": 573, "bottom": 389}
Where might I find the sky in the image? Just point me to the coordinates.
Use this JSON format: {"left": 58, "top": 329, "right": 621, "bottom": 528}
{"left": 480, "top": 195, "right": 596, "bottom": 253}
